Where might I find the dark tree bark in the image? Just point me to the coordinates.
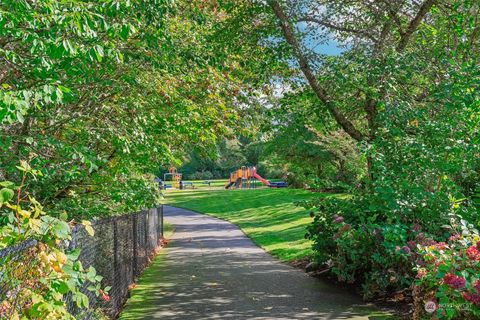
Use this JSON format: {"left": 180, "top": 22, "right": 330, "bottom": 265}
{"left": 269, "top": 0, "right": 365, "bottom": 142}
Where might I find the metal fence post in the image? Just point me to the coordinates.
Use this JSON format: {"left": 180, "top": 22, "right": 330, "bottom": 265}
{"left": 144, "top": 210, "right": 148, "bottom": 259}
{"left": 132, "top": 213, "right": 137, "bottom": 279}
{"left": 160, "top": 205, "right": 164, "bottom": 237}
{"left": 112, "top": 219, "right": 119, "bottom": 310}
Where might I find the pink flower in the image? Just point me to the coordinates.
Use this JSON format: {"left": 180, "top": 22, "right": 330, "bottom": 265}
{"left": 474, "top": 280, "right": 480, "bottom": 293}
{"left": 99, "top": 289, "right": 110, "bottom": 302}
{"left": 423, "top": 238, "right": 437, "bottom": 246}
{"left": 333, "top": 215, "right": 344, "bottom": 224}
{"left": 416, "top": 233, "right": 425, "bottom": 241}
{"left": 407, "top": 240, "right": 417, "bottom": 249}
{"left": 435, "top": 242, "right": 448, "bottom": 250}
{"left": 412, "top": 224, "right": 421, "bottom": 232}
{"left": 449, "top": 234, "right": 460, "bottom": 242}
{"left": 401, "top": 246, "right": 411, "bottom": 254}
{"left": 416, "top": 269, "right": 427, "bottom": 279}
{"left": 466, "top": 246, "right": 480, "bottom": 261}
{"left": 443, "top": 273, "right": 466, "bottom": 289}
{"left": 463, "top": 292, "right": 480, "bottom": 306}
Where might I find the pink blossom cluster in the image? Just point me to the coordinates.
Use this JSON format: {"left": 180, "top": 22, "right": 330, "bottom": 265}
{"left": 462, "top": 280, "right": 480, "bottom": 306}
{"left": 332, "top": 215, "right": 344, "bottom": 224}
{"left": 448, "top": 233, "right": 461, "bottom": 242}
{"left": 443, "top": 273, "right": 466, "bottom": 289}
{"left": 463, "top": 292, "right": 480, "bottom": 306}
{"left": 466, "top": 246, "right": 480, "bottom": 261}
{"left": 416, "top": 268, "right": 427, "bottom": 279}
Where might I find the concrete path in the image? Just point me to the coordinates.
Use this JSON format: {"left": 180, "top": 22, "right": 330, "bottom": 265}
{"left": 122, "top": 206, "right": 378, "bottom": 319}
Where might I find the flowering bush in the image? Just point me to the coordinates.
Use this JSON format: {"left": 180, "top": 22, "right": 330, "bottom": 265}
{"left": 303, "top": 193, "right": 469, "bottom": 300}
{"left": 306, "top": 206, "right": 420, "bottom": 298}
{"left": 414, "top": 222, "right": 480, "bottom": 319}
{"left": 0, "top": 162, "right": 108, "bottom": 319}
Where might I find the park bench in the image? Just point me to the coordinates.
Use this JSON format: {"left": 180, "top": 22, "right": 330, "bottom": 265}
{"left": 180, "top": 181, "right": 195, "bottom": 189}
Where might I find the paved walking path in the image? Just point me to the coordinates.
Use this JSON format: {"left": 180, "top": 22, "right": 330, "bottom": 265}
{"left": 121, "top": 206, "right": 380, "bottom": 319}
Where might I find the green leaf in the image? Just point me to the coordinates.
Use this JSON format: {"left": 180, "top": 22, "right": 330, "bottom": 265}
{"left": 87, "top": 266, "right": 96, "bottom": 279}
{"left": 0, "top": 181, "right": 14, "bottom": 188}
{"left": 67, "top": 248, "right": 81, "bottom": 261}
{"left": 53, "top": 281, "right": 70, "bottom": 294}
{"left": 0, "top": 188, "right": 15, "bottom": 206}
{"left": 52, "top": 220, "right": 70, "bottom": 239}
{"left": 81, "top": 293, "right": 89, "bottom": 308}
{"left": 59, "top": 211, "right": 68, "bottom": 221}
{"left": 16, "top": 111, "right": 24, "bottom": 124}
{"left": 94, "top": 45, "right": 104, "bottom": 62}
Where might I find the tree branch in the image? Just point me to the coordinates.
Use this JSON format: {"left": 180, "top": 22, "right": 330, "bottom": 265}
{"left": 298, "top": 17, "right": 375, "bottom": 41}
{"left": 269, "top": 0, "right": 364, "bottom": 141}
{"left": 397, "top": 0, "right": 437, "bottom": 51}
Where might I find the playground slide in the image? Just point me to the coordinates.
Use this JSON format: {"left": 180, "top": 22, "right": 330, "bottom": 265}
{"left": 225, "top": 166, "right": 288, "bottom": 189}
{"left": 253, "top": 172, "right": 270, "bottom": 186}
{"left": 254, "top": 169, "right": 288, "bottom": 188}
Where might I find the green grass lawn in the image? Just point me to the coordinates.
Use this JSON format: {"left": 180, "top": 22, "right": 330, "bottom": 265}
{"left": 181, "top": 179, "right": 228, "bottom": 188}
{"left": 163, "top": 187, "right": 332, "bottom": 262}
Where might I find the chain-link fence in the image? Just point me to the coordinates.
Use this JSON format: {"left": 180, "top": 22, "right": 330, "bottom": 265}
{"left": 0, "top": 205, "right": 164, "bottom": 319}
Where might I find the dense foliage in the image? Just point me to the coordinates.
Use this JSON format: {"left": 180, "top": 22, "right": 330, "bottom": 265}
{"left": 264, "top": 91, "right": 365, "bottom": 189}
{"left": 178, "top": 135, "right": 287, "bottom": 181}
{"left": 0, "top": 0, "right": 275, "bottom": 218}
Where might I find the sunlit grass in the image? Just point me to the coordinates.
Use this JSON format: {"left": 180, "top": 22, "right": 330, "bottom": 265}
{"left": 163, "top": 187, "right": 333, "bottom": 262}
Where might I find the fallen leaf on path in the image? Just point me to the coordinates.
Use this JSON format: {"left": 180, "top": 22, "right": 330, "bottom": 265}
{"left": 206, "top": 282, "right": 219, "bottom": 287}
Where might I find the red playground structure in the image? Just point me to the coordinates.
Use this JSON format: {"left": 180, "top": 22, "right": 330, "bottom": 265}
{"left": 225, "top": 166, "right": 288, "bottom": 189}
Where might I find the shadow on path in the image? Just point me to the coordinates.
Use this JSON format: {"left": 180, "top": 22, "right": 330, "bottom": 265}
{"left": 120, "top": 206, "right": 386, "bottom": 320}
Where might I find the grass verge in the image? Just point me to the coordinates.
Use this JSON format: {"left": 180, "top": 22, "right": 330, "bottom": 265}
{"left": 163, "top": 187, "right": 330, "bottom": 262}
{"left": 118, "top": 222, "right": 173, "bottom": 319}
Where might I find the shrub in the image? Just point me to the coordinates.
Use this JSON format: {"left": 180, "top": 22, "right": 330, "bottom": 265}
{"left": 413, "top": 220, "right": 480, "bottom": 319}
{"left": 303, "top": 189, "right": 474, "bottom": 299}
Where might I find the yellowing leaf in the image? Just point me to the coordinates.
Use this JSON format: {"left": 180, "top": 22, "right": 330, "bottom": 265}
{"left": 19, "top": 209, "right": 31, "bottom": 219}
{"left": 82, "top": 220, "right": 95, "bottom": 236}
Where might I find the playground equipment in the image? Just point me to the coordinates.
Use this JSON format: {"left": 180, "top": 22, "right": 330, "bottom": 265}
{"left": 225, "top": 166, "right": 288, "bottom": 189}
{"left": 163, "top": 167, "right": 182, "bottom": 189}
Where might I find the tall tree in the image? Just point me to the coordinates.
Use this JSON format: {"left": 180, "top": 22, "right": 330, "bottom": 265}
{"left": 266, "top": 0, "right": 479, "bottom": 182}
